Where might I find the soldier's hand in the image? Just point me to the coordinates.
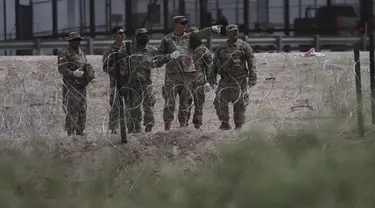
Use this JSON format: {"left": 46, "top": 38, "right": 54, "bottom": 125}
{"left": 211, "top": 25, "right": 222, "bottom": 33}
{"left": 169, "top": 51, "right": 181, "bottom": 59}
{"left": 248, "top": 80, "right": 256, "bottom": 87}
{"left": 208, "top": 78, "right": 216, "bottom": 88}
{"left": 72, "top": 69, "right": 84, "bottom": 77}
{"left": 248, "top": 75, "right": 257, "bottom": 88}
{"left": 204, "top": 83, "right": 211, "bottom": 92}
{"left": 210, "top": 83, "right": 216, "bottom": 89}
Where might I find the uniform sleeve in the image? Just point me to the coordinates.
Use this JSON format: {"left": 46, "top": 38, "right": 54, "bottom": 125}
{"left": 244, "top": 43, "right": 256, "bottom": 72}
{"left": 202, "top": 48, "right": 214, "bottom": 83}
{"left": 149, "top": 46, "right": 162, "bottom": 68}
{"left": 202, "top": 48, "right": 213, "bottom": 66}
{"left": 244, "top": 43, "right": 257, "bottom": 82}
{"left": 155, "top": 37, "right": 170, "bottom": 65}
{"left": 212, "top": 46, "right": 222, "bottom": 75}
{"left": 57, "top": 49, "right": 72, "bottom": 77}
{"left": 102, "top": 47, "right": 112, "bottom": 73}
{"left": 190, "top": 27, "right": 212, "bottom": 39}
{"left": 211, "top": 46, "right": 222, "bottom": 84}
{"left": 121, "top": 49, "right": 130, "bottom": 76}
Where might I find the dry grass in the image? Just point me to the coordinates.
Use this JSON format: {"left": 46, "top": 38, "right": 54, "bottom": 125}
{"left": 1, "top": 51, "right": 375, "bottom": 206}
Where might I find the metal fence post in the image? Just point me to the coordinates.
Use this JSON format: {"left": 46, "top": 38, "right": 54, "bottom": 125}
{"left": 87, "top": 37, "right": 94, "bottom": 55}
{"left": 207, "top": 37, "right": 212, "bottom": 51}
{"left": 370, "top": 32, "right": 375, "bottom": 124}
{"left": 361, "top": 33, "right": 367, "bottom": 50}
{"left": 35, "top": 39, "right": 41, "bottom": 55}
{"left": 354, "top": 46, "right": 365, "bottom": 137}
{"left": 276, "top": 35, "right": 282, "bottom": 52}
{"left": 314, "top": 34, "right": 320, "bottom": 51}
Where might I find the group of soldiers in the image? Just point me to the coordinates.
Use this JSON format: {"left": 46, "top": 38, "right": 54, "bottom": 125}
{"left": 57, "top": 15, "right": 257, "bottom": 136}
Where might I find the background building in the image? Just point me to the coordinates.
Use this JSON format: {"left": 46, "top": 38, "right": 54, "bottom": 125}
{"left": 0, "top": 0, "right": 371, "bottom": 54}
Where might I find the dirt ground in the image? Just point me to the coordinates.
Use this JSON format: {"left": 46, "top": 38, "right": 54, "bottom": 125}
{"left": 0, "top": 51, "right": 371, "bottom": 166}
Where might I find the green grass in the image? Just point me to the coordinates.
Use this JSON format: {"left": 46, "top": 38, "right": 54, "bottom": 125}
{"left": 1, "top": 123, "right": 375, "bottom": 208}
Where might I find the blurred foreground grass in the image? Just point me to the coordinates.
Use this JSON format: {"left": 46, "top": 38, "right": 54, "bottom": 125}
{"left": 1, "top": 124, "right": 375, "bottom": 208}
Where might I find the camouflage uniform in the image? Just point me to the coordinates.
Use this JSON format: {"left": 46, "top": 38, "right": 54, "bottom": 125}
{"left": 186, "top": 27, "right": 214, "bottom": 128}
{"left": 213, "top": 24, "right": 257, "bottom": 130}
{"left": 156, "top": 16, "right": 218, "bottom": 129}
{"left": 58, "top": 32, "right": 89, "bottom": 135}
{"left": 126, "top": 28, "right": 157, "bottom": 133}
{"left": 102, "top": 41, "right": 129, "bottom": 133}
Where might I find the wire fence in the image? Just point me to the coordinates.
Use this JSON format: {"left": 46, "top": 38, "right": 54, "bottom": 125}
{"left": 0, "top": 46, "right": 373, "bottom": 147}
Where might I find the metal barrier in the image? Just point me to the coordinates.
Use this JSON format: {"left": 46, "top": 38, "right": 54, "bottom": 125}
{"left": 0, "top": 35, "right": 368, "bottom": 55}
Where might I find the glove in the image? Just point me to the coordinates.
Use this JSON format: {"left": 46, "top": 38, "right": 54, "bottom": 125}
{"left": 210, "top": 83, "right": 216, "bottom": 89}
{"left": 145, "top": 56, "right": 154, "bottom": 65}
{"left": 204, "top": 83, "right": 211, "bottom": 92}
{"left": 208, "top": 77, "right": 216, "bottom": 87}
{"left": 211, "top": 25, "right": 222, "bottom": 33}
{"left": 169, "top": 51, "right": 181, "bottom": 59}
{"left": 72, "top": 69, "right": 84, "bottom": 77}
{"left": 248, "top": 72, "right": 257, "bottom": 87}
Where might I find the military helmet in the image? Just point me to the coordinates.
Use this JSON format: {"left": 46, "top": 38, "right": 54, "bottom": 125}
{"left": 226, "top": 24, "right": 239, "bottom": 32}
{"left": 173, "top": 15, "right": 188, "bottom": 24}
{"left": 67, "top": 32, "right": 84, "bottom": 41}
{"left": 135, "top": 28, "right": 150, "bottom": 36}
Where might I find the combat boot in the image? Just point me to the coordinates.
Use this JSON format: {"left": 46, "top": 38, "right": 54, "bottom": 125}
{"left": 193, "top": 121, "right": 202, "bottom": 129}
{"left": 164, "top": 122, "right": 171, "bottom": 131}
{"left": 66, "top": 130, "right": 74, "bottom": 136}
{"left": 110, "top": 129, "right": 117, "bottom": 134}
{"left": 129, "top": 125, "right": 142, "bottom": 134}
{"left": 145, "top": 125, "right": 153, "bottom": 133}
{"left": 75, "top": 129, "right": 86, "bottom": 136}
{"left": 180, "top": 122, "right": 188, "bottom": 128}
{"left": 235, "top": 123, "right": 243, "bottom": 129}
{"left": 219, "top": 122, "right": 231, "bottom": 130}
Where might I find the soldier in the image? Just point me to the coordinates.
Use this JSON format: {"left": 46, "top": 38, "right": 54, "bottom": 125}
{"left": 102, "top": 26, "right": 128, "bottom": 134}
{"left": 212, "top": 24, "right": 257, "bottom": 130}
{"left": 125, "top": 28, "right": 158, "bottom": 133}
{"left": 186, "top": 26, "right": 214, "bottom": 129}
{"left": 156, "top": 15, "right": 222, "bottom": 131}
{"left": 58, "top": 32, "right": 93, "bottom": 136}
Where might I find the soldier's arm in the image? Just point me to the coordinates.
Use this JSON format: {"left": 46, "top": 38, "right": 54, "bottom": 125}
{"left": 189, "top": 27, "right": 213, "bottom": 39}
{"left": 155, "top": 37, "right": 171, "bottom": 65}
{"left": 57, "top": 49, "right": 73, "bottom": 77}
{"left": 102, "top": 47, "right": 112, "bottom": 74}
{"left": 149, "top": 46, "right": 163, "bottom": 68}
{"left": 202, "top": 48, "right": 214, "bottom": 84}
{"left": 121, "top": 50, "right": 130, "bottom": 76}
{"left": 211, "top": 47, "right": 222, "bottom": 85}
{"left": 245, "top": 43, "right": 257, "bottom": 83}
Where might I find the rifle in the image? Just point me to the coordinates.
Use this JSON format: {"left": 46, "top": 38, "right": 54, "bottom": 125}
{"left": 115, "top": 42, "right": 128, "bottom": 143}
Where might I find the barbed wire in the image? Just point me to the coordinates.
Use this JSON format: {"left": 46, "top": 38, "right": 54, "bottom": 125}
{"left": 0, "top": 50, "right": 374, "bottom": 151}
